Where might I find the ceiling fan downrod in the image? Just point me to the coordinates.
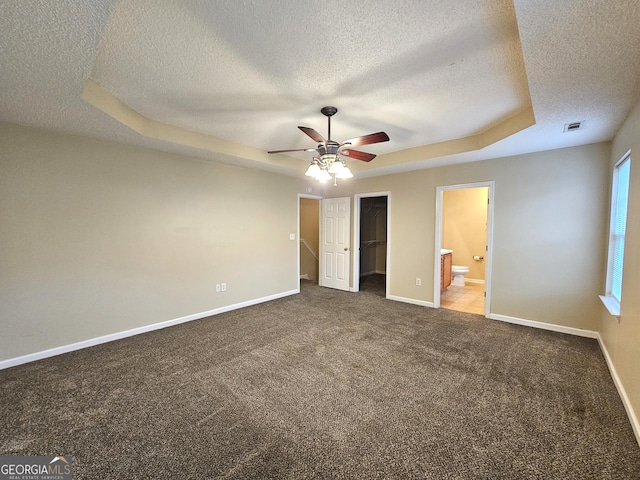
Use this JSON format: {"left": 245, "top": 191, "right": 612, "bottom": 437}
{"left": 320, "top": 106, "right": 338, "bottom": 141}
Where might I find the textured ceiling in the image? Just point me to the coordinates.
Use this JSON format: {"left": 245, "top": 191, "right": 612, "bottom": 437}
{"left": 1, "top": 1, "right": 640, "bottom": 178}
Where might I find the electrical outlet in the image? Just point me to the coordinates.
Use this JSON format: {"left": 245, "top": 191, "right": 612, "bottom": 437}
{"left": 221, "top": 283, "right": 227, "bottom": 292}
{"left": 216, "top": 284, "right": 221, "bottom": 292}
{"left": 416, "top": 278, "right": 422, "bottom": 286}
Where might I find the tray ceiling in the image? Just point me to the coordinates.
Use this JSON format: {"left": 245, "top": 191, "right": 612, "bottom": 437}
{"left": 2, "top": 1, "right": 640, "bottom": 177}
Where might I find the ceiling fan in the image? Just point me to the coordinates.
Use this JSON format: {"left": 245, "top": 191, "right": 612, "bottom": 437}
{"left": 268, "top": 106, "right": 389, "bottom": 183}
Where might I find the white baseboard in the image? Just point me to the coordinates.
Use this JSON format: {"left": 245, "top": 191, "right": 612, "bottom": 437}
{"left": 300, "top": 274, "right": 309, "bottom": 280}
{"left": 596, "top": 334, "right": 640, "bottom": 448}
{"left": 489, "top": 313, "right": 598, "bottom": 338}
{"left": 0, "top": 289, "right": 299, "bottom": 371}
{"left": 465, "top": 278, "right": 485, "bottom": 285}
{"left": 360, "top": 270, "right": 386, "bottom": 277}
{"left": 387, "top": 295, "right": 434, "bottom": 308}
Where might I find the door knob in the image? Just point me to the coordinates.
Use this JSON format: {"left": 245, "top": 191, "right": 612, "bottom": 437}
{"left": 344, "top": 247, "right": 349, "bottom": 251}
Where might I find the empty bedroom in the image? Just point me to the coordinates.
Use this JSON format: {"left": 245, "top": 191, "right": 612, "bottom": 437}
{"left": 1, "top": 1, "right": 640, "bottom": 478}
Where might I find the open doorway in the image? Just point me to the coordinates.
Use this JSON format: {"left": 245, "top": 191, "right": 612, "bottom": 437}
{"left": 354, "top": 193, "right": 390, "bottom": 298}
{"left": 434, "top": 182, "right": 494, "bottom": 317}
{"left": 299, "top": 195, "right": 321, "bottom": 287}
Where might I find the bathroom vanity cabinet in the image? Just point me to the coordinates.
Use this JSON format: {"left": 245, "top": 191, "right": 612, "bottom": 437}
{"left": 441, "top": 252, "right": 452, "bottom": 291}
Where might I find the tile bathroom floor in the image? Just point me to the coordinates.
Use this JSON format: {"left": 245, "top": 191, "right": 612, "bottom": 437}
{"left": 441, "top": 283, "right": 485, "bottom": 315}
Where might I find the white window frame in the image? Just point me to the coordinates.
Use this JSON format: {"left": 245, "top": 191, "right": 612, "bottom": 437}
{"left": 600, "top": 152, "right": 631, "bottom": 317}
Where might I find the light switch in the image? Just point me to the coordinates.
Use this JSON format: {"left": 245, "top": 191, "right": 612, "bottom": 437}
{"left": 289, "top": 233, "right": 296, "bottom": 240}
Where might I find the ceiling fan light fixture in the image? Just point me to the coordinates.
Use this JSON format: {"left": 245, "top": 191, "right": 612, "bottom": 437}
{"left": 336, "top": 166, "right": 353, "bottom": 179}
{"left": 328, "top": 159, "right": 344, "bottom": 174}
{"left": 305, "top": 162, "right": 321, "bottom": 177}
{"left": 315, "top": 169, "right": 332, "bottom": 182}
{"left": 268, "top": 106, "right": 389, "bottom": 184}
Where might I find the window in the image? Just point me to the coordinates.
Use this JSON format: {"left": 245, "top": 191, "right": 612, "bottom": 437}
{"left": 601, "top": 153, "right": 631, "bottom": 316}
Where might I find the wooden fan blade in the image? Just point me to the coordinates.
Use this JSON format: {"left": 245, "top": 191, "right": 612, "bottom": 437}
{"left": 341, "top": 149, "right": 376, "bottom": 162}
{"left": 342, "top": 131, "right": 389, "bottom": 147}
{"left": 267, "top": 148, "right": 316, "bottom": 154}
{"left": 298, "top": 126, "right": 326, "bottom": 144}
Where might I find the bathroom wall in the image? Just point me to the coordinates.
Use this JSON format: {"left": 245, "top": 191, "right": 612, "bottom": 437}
{"left": 442, "top": 187, "right": 489, "bottom": 282}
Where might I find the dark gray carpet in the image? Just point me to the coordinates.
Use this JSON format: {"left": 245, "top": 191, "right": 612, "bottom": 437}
{"left": 1, "top": 280, "right": 639, "bottom": 479}
{"left": 358, "top": 273, "right": 386, "bottom": 297}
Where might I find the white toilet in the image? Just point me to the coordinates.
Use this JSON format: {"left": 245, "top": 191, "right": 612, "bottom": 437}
{"left": 451, "top": 265, "right": 469, "bottom": 286}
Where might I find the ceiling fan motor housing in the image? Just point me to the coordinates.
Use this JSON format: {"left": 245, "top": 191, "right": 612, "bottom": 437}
{"left": 318, "top": 142, "right": 340, "bottom": 156}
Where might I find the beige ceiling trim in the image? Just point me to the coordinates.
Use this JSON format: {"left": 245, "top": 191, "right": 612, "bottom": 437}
{"left": 353, "top": 106, "right": 536, "bottom": 172}
{"left": 84, "top": 79, "right": 535, "bottom": 174}
{"left": 82, "top": 79, "right": 302, "bottom": 171}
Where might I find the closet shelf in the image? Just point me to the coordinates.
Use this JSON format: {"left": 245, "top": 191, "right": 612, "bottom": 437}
{"left": 360, "top": 240, "right": 387, "bottom": 248}
{"left": 362, "top": 204, "right": 386, "bottom": 218}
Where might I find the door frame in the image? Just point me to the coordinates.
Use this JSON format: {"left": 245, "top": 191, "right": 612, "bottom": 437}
{"left": 434, "top": 182, "right": 495, "bottom": 317}
{"left": 353, "top": 191, "right": 391, "bottom": 297}
{"left": 297, "top": 193, "right": 323, "bottom": 292}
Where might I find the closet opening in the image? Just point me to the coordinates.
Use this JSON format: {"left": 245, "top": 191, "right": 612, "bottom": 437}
{"left": 355, "top": 194, "right": 389, "bottom": 298}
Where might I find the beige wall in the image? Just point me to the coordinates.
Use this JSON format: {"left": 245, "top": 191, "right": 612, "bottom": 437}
{"left": 333, "top": 143, "right": 610, "bottom": 331}
{"left": 600, "top": 98, "right": 640, "bottom": 430}
{"left": 443, "top": 187, "right": 488, "bottom": 281}
{"left": 0, "top": 123, "right": 311, "bottom": 361}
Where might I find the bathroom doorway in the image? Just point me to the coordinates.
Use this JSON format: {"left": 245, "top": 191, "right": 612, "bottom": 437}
{"left": 434, "top": 182, "right": 494, "bottom": 317}
{"left": 354, "top": 192, "right": 390, "bottom": 298}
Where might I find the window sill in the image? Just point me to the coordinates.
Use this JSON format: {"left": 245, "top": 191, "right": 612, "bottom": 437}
{"left": 599, "top": 295, "right": 621, "bottom": 317}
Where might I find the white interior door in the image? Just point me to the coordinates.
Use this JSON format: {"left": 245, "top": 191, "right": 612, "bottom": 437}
{"left": 320, "top": 197, "right": 351, "bottom": 291}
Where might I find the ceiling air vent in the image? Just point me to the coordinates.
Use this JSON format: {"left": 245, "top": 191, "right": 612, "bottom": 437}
{"left": 563, "top": 121, "right": 585, "bottom": 132}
